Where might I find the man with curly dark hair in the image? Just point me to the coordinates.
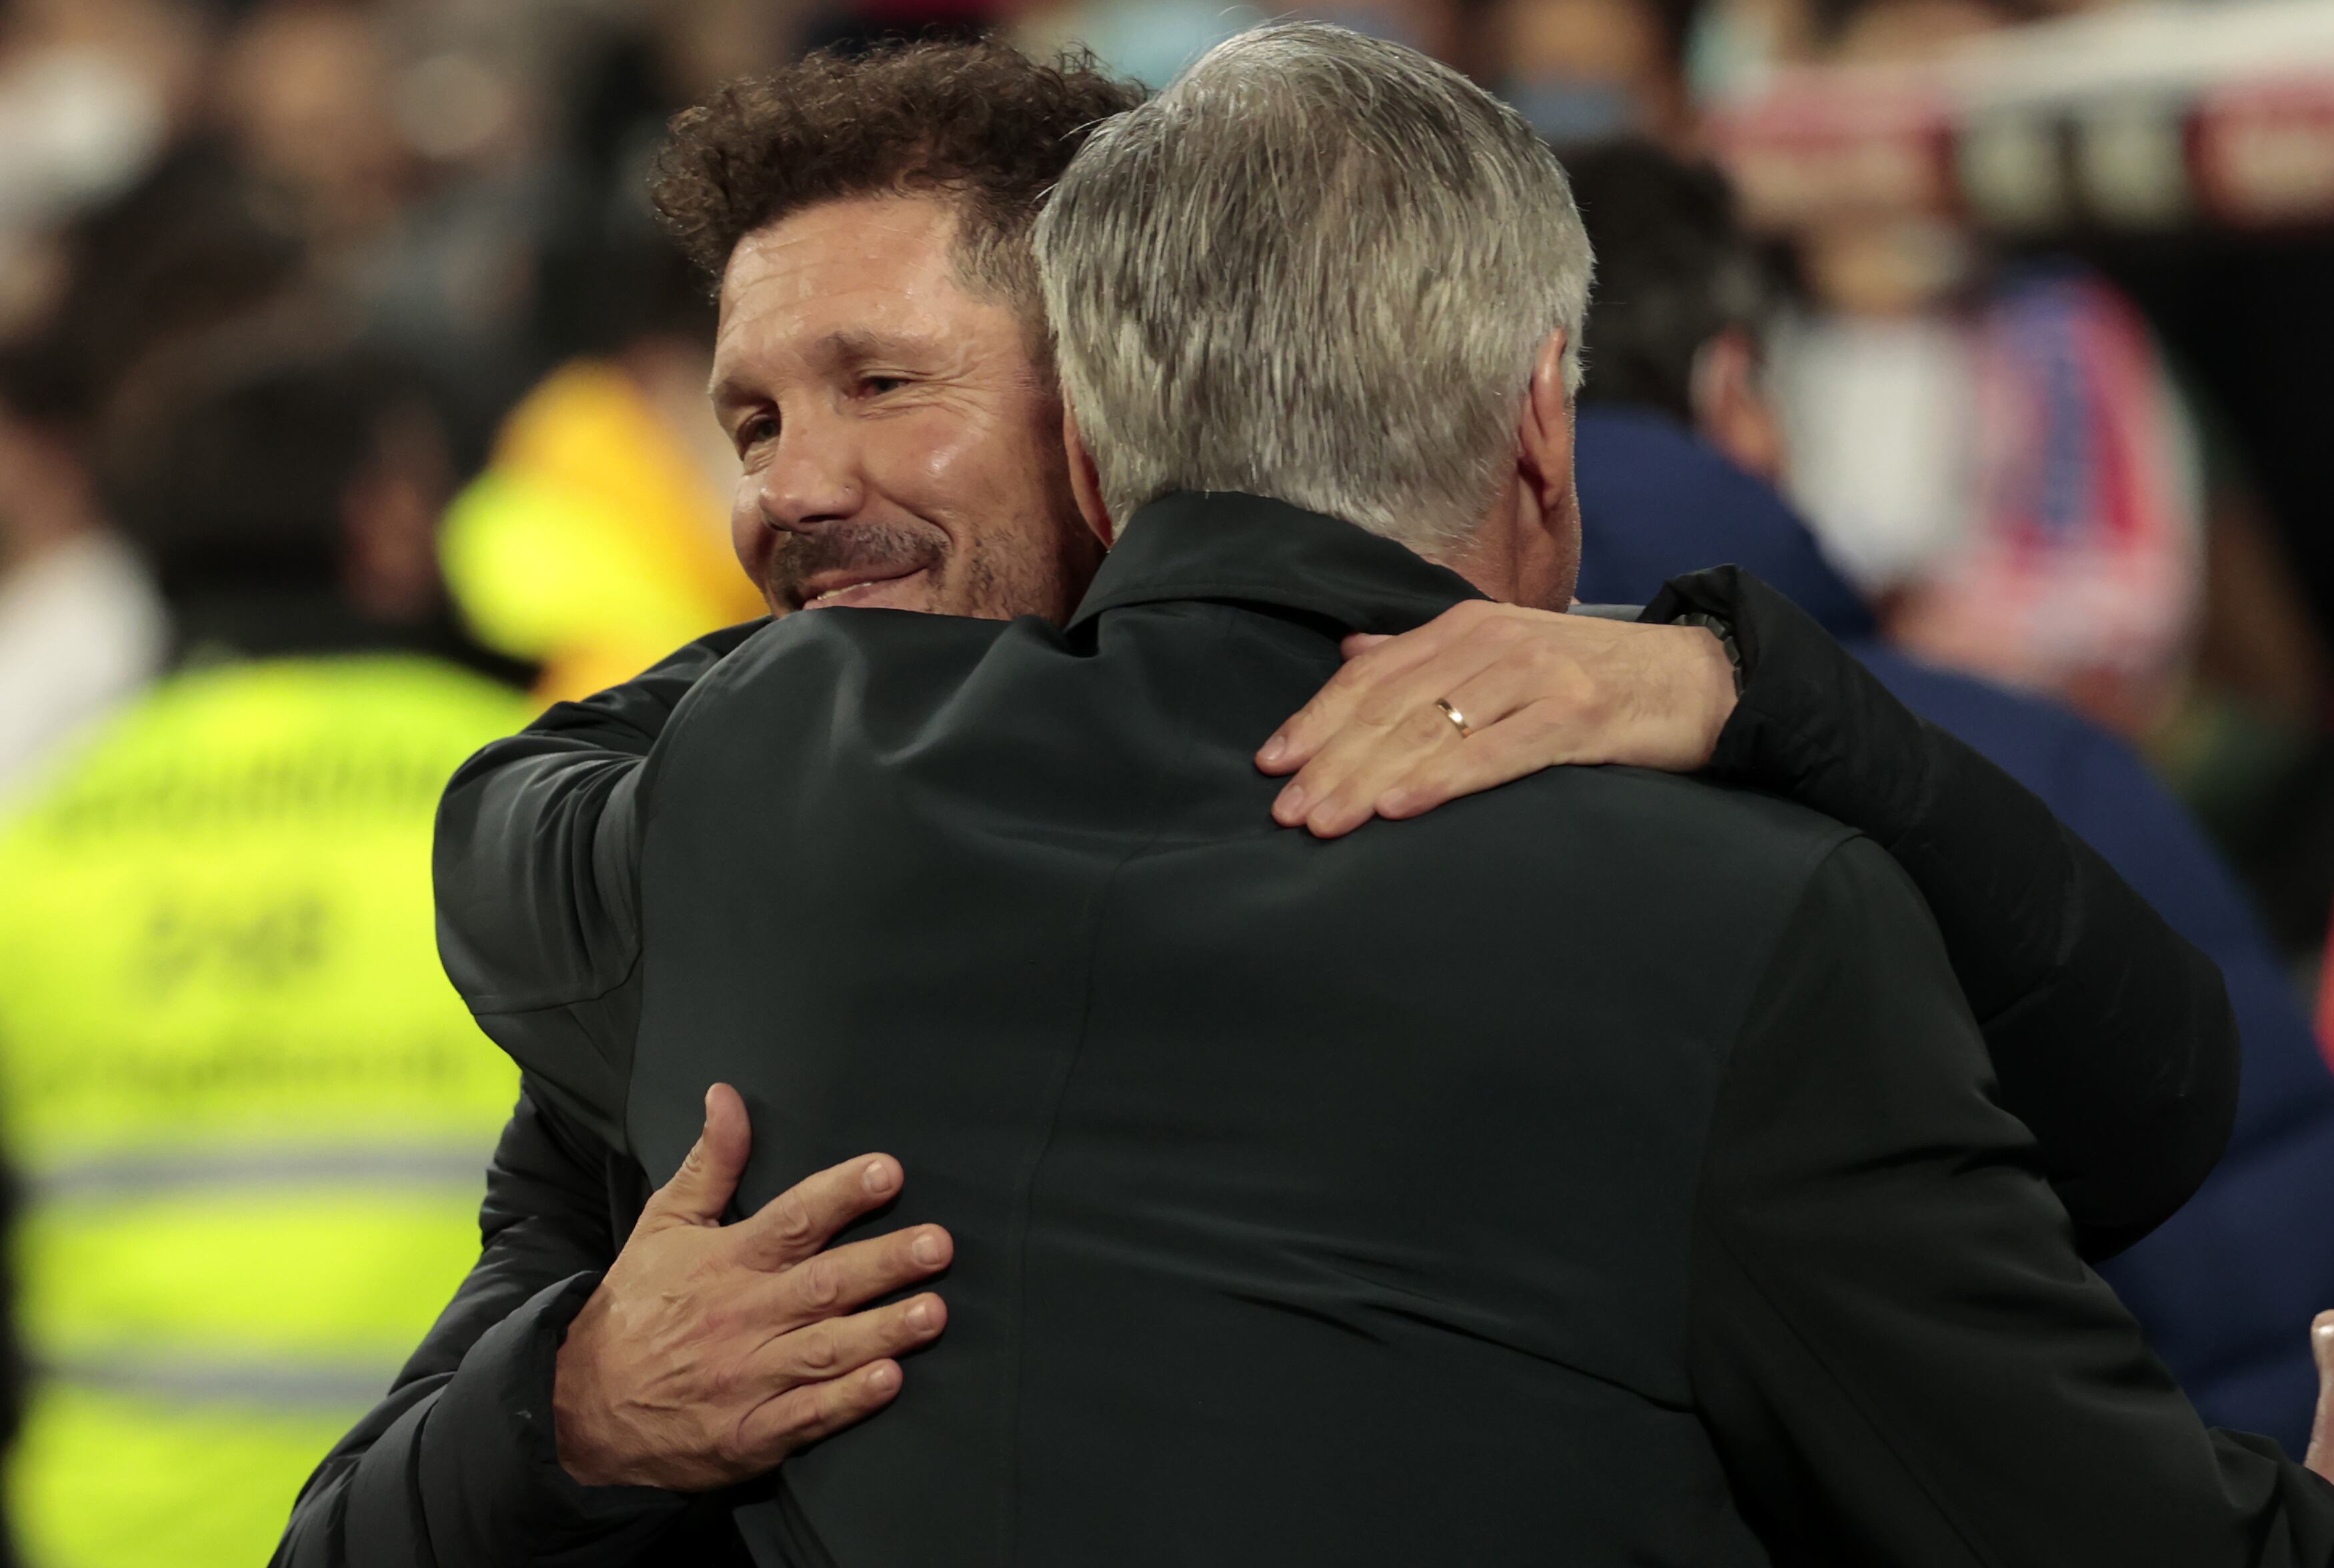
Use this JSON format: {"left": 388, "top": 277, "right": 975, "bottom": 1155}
{"left": 644, "top": 41, "right": 1134, "bottom": 628}
{"left": 275, "top": 45, "right": 1168, "bottom": 1568}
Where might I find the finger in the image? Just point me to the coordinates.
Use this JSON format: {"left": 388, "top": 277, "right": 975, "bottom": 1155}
{"left": 1256, "top": 605, "right": 1492, "bottom": 773}
{"left": 642, "top": 1083, "right": 755, "bottom": 1229}
{"left": 1280, "top": 643, "right": 1534, "bottom": 835}
{"left": 1368, "top": 651, "right": 1595, "bottom": 811}
{"left": 732, "top": 1359, "right": 906, "bottom": 1471}
{"left": 1339, "top": 633, "right": 1392, "bottom": 660}
{"left": 1268, "top": 636, "right": 1514, "bottom": 824}
{"left": 752, "top": 1291, "right": 948, "bottom": 1386}
{"left": 1294, "top": 701, "right": 1474, "bottom": 838}
{"left": 1372, "top": 698, "right": 1580, "bottom": 823}
{"left": 755, "top": 1222, "right": 955, "bottom": 1327}
{"left": 1256, "top": 634, "right": 1440, "bottom": 775}
{"left": 2307, "top": 1311, "right": 2334, "bottom": 1481}
{"left": 731, "top": 1150, "right": 913, "bottom": 1271}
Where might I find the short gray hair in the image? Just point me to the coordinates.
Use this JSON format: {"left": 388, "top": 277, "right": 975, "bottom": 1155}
{"left": 1032, "top": 22, "right": 1593, "bottom": 551}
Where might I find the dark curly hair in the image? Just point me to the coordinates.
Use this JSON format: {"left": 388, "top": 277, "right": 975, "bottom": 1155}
{"left": 650, "top": 39, "right": 1143, "bottom": 336}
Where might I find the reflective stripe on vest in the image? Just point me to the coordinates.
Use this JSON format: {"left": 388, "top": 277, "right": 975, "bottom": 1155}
{"left": 0, "top": 655, "right": 530, "bottom": 1568}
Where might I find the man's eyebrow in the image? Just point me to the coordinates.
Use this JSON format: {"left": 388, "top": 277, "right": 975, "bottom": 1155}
{"left": 816, "top": 327, "right": 944, "bottom": 368}
{"left": 708, "top": 327, "right": 950, "bottom": 406}
{"left": 708, "top": 371, "right": 757, "bottom": 409}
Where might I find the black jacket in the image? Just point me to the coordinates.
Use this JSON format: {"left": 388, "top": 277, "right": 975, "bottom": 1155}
{"left": 277, "top": 503, "right": 2249, "bottom": 1566}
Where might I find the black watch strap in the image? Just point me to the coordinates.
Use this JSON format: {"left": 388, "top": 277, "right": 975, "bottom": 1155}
{"left": 1671, "top": 609, "right": 1745, "bottom": 695}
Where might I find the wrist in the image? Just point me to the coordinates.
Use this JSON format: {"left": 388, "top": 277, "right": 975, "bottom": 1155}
{"left": 1671, "top": 622, "right": 1740, "bottom": 768}
{"left": 551, "top": 1291, "right": 629, "bottom": 1487}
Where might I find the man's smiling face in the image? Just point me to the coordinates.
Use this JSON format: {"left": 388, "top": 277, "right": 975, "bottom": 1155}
{"left": 711, "top": 194, "right": 1103, "bottom": 622}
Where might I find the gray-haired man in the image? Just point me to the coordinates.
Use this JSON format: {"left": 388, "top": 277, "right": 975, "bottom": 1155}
{"left": 420, "top": 21, "right": 2334, "bottom": 1567}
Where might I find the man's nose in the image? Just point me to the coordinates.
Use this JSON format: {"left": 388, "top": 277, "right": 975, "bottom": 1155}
{"left": 755, "top": 421, "right": 864, "bottom": 533}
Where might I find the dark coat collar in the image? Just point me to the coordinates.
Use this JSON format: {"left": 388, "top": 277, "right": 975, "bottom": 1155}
{"left": 1065, "top": 491, "right": 1488, "bottom": 637}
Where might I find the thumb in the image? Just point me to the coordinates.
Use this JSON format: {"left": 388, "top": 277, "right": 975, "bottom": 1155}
{"left": 1339, "top": 633, "right": 1392, "bottom": 661}
{"left": 2305, "top": 1311, "right": 2334, "bottom": 1482}
{"left": 648, "top": 1083, "right": 752, "bottom": 1228}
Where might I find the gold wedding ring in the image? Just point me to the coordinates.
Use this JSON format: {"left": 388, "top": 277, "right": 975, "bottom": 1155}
{"left": 1434, "top": 697, "right": 1473, "bottom": 739}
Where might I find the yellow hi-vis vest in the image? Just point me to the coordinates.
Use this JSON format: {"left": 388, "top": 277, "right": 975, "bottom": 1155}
{"left": 0, "top": 655, "right": 529, "bottom": 1568}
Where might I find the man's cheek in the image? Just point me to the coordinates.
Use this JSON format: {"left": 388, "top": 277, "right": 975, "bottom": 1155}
{"left": 729, "top": 511, "right": 763, "bottom": 576}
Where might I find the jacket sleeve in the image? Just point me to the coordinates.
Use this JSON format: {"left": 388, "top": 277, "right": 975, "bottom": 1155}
{"left": 271, "top": 1083, "right": 711, "bottom": 1568}
{"left": 433, "top": 623, "right": 764, "bottom": 1149}
{"left": 1646, "top": 566, "right": 2236, "bottom": 1261}
{"left": 1692, "top": 837, "right": 2334, "bottom": 1566}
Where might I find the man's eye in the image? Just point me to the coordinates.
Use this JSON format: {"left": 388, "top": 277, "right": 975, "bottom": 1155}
{"left": 738, "top": 415, "right": 777, "bottom": 447}
{"left": 860, "top": 375, "right": 906, "bottom": 397}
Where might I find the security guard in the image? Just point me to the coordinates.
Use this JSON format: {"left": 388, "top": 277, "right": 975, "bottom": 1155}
{"left": 0, "top": 340, "right": 528, "bottom": 1567}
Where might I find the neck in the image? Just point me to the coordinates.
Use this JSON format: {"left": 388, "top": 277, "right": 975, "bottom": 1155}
{"left": 1427, "top": 481, "right": 1577, "bottom": 611}
{"left": 1424, "top": 538, "right": 1517, "bottom": 605}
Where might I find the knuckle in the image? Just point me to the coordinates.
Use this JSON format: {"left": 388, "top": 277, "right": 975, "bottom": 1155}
{"left": 792, "top": 1325, "right": 842, "bottom": 1375}
{"left": 712, "top": 1421, "right": 756, "bottom": 1471}
{"left": 770, "top": 1388, "right": 836, "bottom": 1450}
{"left": 1352, "top": 688, "right": 1409, "bottom": 728}
{"left": 806, "top": 1385, "right": 854, "bottom": 1438}
{"left": 792, "top": 1254, "right": 842, "bottom": 1311}
{"left": 772, "top": 1190, "right": 818, "bottom": 1249}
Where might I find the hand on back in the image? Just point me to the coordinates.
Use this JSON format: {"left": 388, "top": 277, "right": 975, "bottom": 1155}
{"left": 1258, "top": 600, "right": 1738, "bottom": 838}
{"left": 553, "top": 1083, "right": 952, "bottom": 1490}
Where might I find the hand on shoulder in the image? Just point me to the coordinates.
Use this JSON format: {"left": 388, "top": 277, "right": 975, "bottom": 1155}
{"left": 1255, "top": 599, "right": 1738, "bottom": 839}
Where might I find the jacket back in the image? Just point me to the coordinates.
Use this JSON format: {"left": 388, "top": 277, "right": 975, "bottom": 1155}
{"left": 622, "top": 495, "right": 1849, "bottom": 1566}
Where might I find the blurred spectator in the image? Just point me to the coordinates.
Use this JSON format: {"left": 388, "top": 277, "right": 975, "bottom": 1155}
{"left": 0, "top": 335, "right": 527, "bottom": 1567}
{"left": 0, "top": 140, "right": 316, "bottom": 805}
{"left": 0, "top": 338, "right": 163, "bottom": 805}
{"left": 212, "top": 3, "right": 411, "bottom": 249}
{"left": 438, "top": 233, "right": 760, "bottom": 705}
{"left": 0, "top": 0, "right": 205, "bottom": 285}
{"left": 1012, "top": 0, "right": 1461, "bottom": 86}
{"left": 207, "top": 0, "right": 546, "bottom": 467}
{"left": 1011, "top": 0, "right": 1260, "bottom": 83}
{"left": 1564, "top": 136, "right": 2334, "bottom": 1455}
{"left": 1758, "top": 0, "right": 2209, "bottom": 741}
{"left": 1484, "top": 0, "right": 1699, "bottom": 143}
{"left": 1868, "top": 261, "right": 2205, "bottom": 739}
{"left": 0, "top": 141, "right": 306, "bottom": 801}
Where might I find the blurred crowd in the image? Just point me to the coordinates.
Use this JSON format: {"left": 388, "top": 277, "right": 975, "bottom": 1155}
{"left": 4, "top": 0, "right": 2334, "bottom": 1563}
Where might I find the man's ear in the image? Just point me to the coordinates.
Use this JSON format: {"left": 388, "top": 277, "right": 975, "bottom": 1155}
{"left": 1062, "top": 405, "right": 1115, "bottom": 549}
{"left": 1516, "top": 329, "right": 1574, "bottom": 520}
{"left": 1690, "top": 327, "right": 1787, "bottom": 485}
